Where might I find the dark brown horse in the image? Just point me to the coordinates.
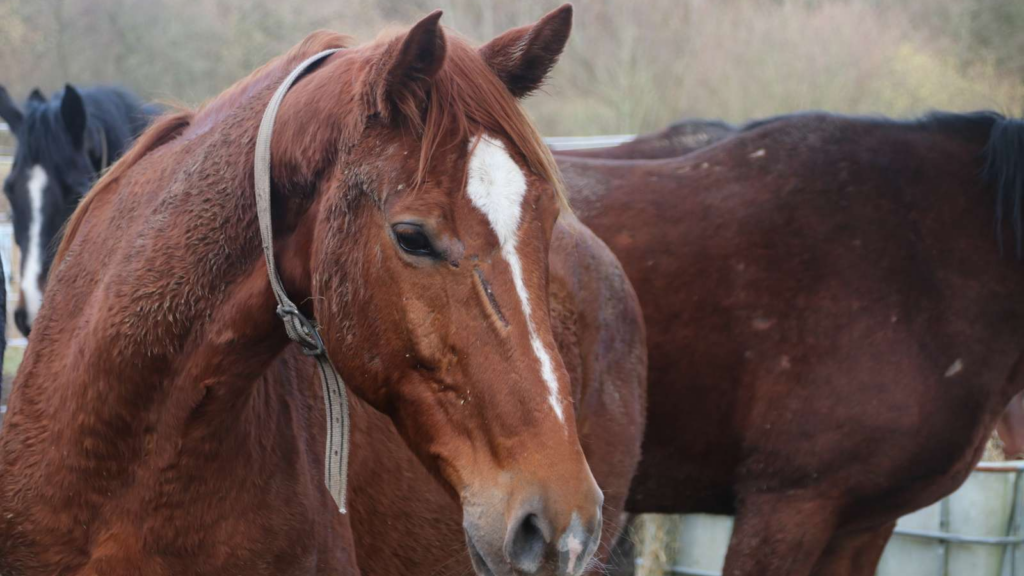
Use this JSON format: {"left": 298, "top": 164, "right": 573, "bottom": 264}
{"left": 997, "top": 392, "right": 1024, "bottom": 458}
{"left": 556, "top": 112, "right": 1024, "bottom": 575}
{"left": 554, "top": 119, "right": 735, "bottom": 160}
{"left": 0, "top": 10, "right": 610, "bottom": 576}
{"left": 569, "top": 116, "right": 1024, "bottom": 463}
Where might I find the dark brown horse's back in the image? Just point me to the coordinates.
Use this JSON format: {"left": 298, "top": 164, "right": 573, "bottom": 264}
{"left": 559, "top": 112, "right": 1024, "bottom": 552}
{"left": 555, "top": 119, "right": 735, "bottom": 160}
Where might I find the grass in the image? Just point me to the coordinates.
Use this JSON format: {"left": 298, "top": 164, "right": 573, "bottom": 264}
{"left": 4, "top": 344, "right": 24, "bottom": 381}
{"left": 1, "top": 344, "right": 23, "bottom": 406}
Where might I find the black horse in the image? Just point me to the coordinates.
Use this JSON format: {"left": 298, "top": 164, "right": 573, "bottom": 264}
{"left": 0, "top": 84, "right": 157, "bottom": 336}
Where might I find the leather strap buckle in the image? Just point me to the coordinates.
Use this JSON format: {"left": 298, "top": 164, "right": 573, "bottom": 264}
{"left": 276, "top": 304, "right": 326, "bottom": 356}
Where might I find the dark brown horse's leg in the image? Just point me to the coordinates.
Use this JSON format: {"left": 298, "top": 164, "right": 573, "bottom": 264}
{"left": 721, "top": 494, "right": 837, "bottom": 576}
{"left": 809, "top": 522, "right": 896, "bottom": 576}
{"left": 996, "top": 390, "right": 1024, "bottom": 459}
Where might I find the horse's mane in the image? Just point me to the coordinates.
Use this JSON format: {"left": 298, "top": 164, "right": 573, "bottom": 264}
{"left": 55, "top": 26, "right": 568, "bottom": 265}
{"left": 19, "top": 105, "right": 77, "bottom": 169}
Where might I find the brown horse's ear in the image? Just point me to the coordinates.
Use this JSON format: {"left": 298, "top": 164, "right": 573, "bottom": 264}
{"left": 479, "top": 4, "right": 573, "bottom": 99}
{"left": 376, "top": 10, "right": 447, "bottom": 117}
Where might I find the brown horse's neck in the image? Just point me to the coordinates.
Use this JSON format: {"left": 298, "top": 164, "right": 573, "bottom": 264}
{"left": 0, "top": 205, "right": 322, "bottom": 569}
{"left": 2, "top": 112, "right": 320, "bottom": 502}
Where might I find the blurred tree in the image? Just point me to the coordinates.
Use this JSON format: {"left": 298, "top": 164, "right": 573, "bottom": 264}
{"left": 0, "top": 0, "right": 1021, "bottom": 135}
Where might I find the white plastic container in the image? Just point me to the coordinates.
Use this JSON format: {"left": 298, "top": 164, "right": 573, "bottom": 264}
{"left": 878, "top": 462, "right": 1024, "bottom": 576}
{"left": 639, "top": 462, "right": 1024, "bottom": 576}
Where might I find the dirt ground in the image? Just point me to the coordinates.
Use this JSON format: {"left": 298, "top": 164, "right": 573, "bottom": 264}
{"left": 983, "top": 429, "right": 1008, "bottom": 461}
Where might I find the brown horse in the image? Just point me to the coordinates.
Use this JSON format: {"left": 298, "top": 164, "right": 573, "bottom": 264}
{"left": 0, "top": 9, "right": 609, "bottom": 576}
{"left": 556, "top": 112, "right": 1024, "bottom": 575}
{"left": 554, "top": 119, "right": 735, "bottom": 160}
{"left": 317, "top": 10, "right": 646, "bottom": 576}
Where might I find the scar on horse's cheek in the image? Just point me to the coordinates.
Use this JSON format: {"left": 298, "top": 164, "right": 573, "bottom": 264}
{"left": 447, "top": 242, "right": 466, "bottom": 268}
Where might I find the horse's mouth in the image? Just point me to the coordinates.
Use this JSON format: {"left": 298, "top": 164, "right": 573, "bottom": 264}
{"left": 466, "top": 534, "right": 498, "bottom": 576}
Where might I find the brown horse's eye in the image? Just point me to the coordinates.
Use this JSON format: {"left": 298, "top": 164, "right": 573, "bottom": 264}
{"left": 393, "top": 224, "right": 436, "bottom": 257}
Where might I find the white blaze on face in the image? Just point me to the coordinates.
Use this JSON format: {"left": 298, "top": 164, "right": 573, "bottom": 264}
{"left": 465, "top": 135, "right": 564, "bottom": 422}
{"left": 21, "top": 164, "right": 47, "bottom": 326}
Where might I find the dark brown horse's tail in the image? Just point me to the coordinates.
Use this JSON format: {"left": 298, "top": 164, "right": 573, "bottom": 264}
{"left": 983, "top": 117, "right": 1024, "bottom": 258}
{"left": 985, "top": 118, "right": 1024, "bottom": 459}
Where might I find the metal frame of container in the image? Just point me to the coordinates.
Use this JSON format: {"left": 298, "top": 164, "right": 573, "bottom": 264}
{"left": 544, "top": 134, "right": 636, "bottom": 150}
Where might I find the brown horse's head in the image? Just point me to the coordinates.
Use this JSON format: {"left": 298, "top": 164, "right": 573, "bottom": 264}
{"left": 270, "top": 6, "right": 599, "bottom": 575}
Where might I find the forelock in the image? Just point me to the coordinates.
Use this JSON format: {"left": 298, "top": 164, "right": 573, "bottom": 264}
{"left": 393, "top": 33, "right": 567, "bottom": 210}
{"left": 19, "top": 105, "right": 78, "bottom": 169}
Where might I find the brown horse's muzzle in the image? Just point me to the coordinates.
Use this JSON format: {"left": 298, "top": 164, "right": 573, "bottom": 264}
{"left": 462, "top": 469, "right": 603, "bottom": 576}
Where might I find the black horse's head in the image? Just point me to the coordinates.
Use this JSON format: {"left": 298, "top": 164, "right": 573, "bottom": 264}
{"left": 0, "top": 84, "right": 152, "bottom": 336}
{"left": 0, "top": 84, "right": 101, "bottom": 336}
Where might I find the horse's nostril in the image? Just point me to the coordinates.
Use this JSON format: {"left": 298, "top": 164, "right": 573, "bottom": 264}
{"left": 508, "top": 512, "right": 551, "bottom": 573}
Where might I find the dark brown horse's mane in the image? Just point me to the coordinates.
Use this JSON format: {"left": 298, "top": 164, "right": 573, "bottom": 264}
{"left": 55, "top": 26, "right": 567, "bottom": 266}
